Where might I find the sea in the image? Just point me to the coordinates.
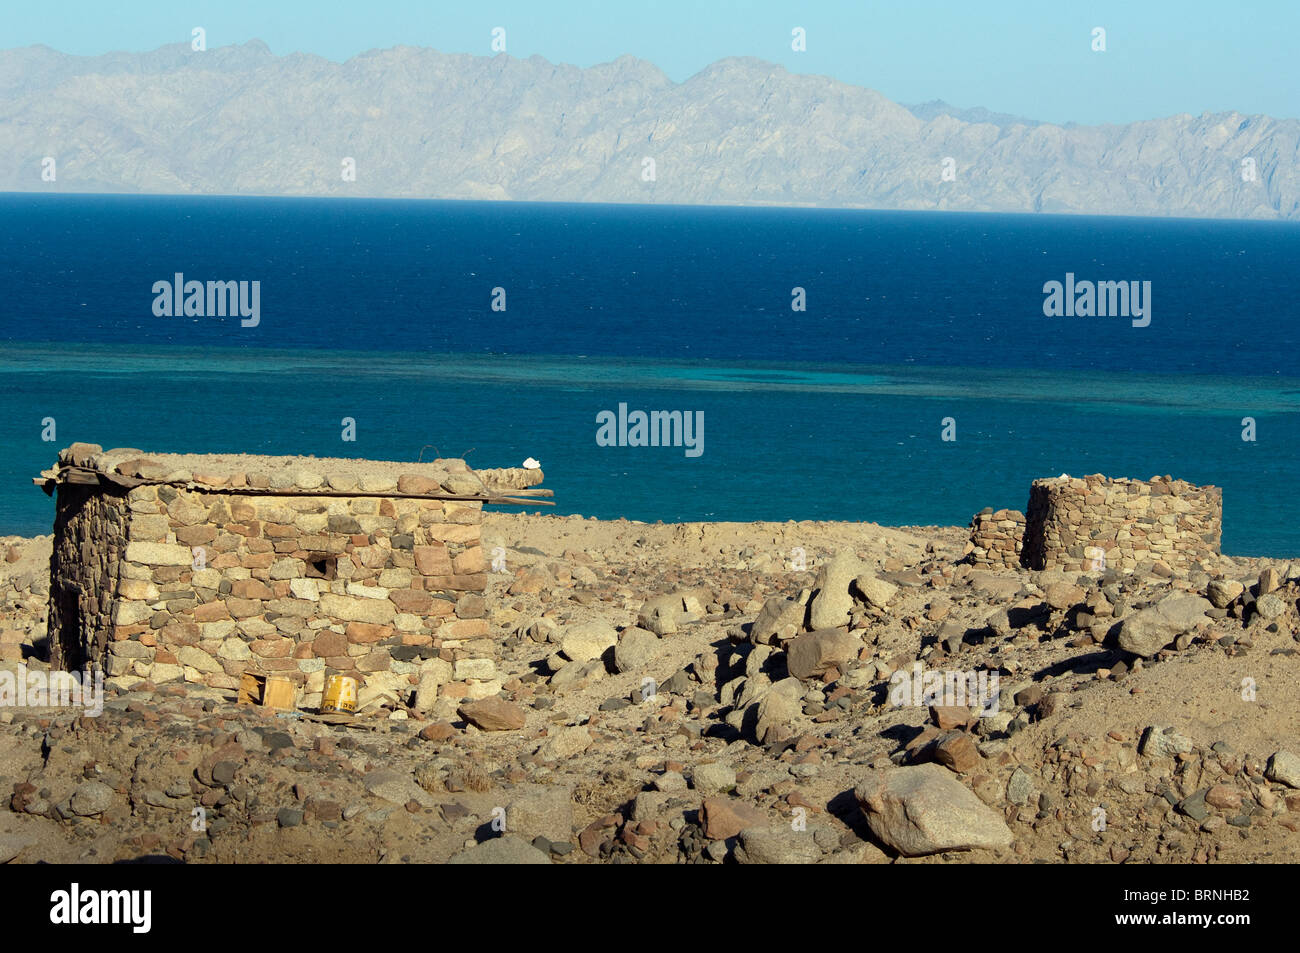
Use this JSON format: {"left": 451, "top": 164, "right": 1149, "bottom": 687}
{"left": 2, "top": 193, "right": 1298, "bottom": 555}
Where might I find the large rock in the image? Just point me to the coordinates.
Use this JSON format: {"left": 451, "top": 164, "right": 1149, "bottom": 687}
{"left": 754, "top": 677, "right": 803, "bottom": 743}
{"left": 1042, "top": 581, "right": 1085, "bottom": 610}
{"left": 1138, "top": 725, "right": 1194, "bottom": 758}
{"left": 1255, "top": 593, "right": 1288, "bottom": 620}
{"left": 614, "top": 626, "right": 660, "bottom": 673}
{"left": 1266, "top": 750, "right": 1300, "bottom": 788}
{"left": 736, "top": 826, "right": 824, "bottom": 864}
{"left": 786, "top": 628, "right": 860, "bottom": 680}
{"left": 637, "top": 589, "right": 708, "bottom": 635}
{"left": 364, "top": 769, "right": 436, "bottom": 808}
{"left": 459, "top": 697, "right": 527, "bottom": 731}
{"left": 537, "top": 725, "right": 592, "bottom": 760}
{"left": 749, "top": 595, "right": 807, "bottom": 645}
{"left": 808, "top": 552, "right": 863, "bottom": 629}
{"left": 854, "top": 763, "right": 1014, "bottom": 856}
{"left": 852, "top": 573, "right": 898, "bottom": 609}
{"left": 559, "top": 621, "right": 617, "bottom": 663}
{"left": 448, "top": 835, "right": 550, "bottom": 864}
{"left": 1116, "top": 594, "right": 1213, "bottom": 657}
{"left": 693, "top": 762, "right": 737, "bottom": 795}
{"left": 1206, "top": 578, "right": 1245, "bottom": 608}
{"left": 506, "top": 784, "right": 574, "bottom": 842}
{"left": 701, "top": 797, "right": 767, "bottom": 840}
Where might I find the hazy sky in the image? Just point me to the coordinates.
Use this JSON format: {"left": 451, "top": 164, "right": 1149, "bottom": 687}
{"left": 6, "top": 1, "right": 1297, "bottom": 125}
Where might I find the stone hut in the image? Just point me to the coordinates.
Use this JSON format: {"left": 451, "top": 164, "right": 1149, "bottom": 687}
{"left": 968, "top": 474, "right": 1222, "bottom": 572}
{"left": 35, "top": 443, "right": 545, "bottom": 710}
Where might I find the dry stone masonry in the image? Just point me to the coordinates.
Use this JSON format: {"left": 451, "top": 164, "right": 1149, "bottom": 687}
{"left": 36, "top": 443, "right": 543, "bottom": 711}
{"left": 968, "top": 474, "right": 1222, "bottom": 572}
{"left": 966, "top": 508, "right": 1026, "bottom": 570}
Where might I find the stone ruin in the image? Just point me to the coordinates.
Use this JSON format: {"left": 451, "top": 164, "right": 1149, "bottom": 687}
{"left": 34, "top": 443, "right": 546, "bottom": 711}
{"left": 968, "top": 474, "right": 1222, "bottom": 573}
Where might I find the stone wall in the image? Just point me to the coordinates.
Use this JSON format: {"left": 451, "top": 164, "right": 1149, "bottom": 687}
{"left": 93, "top": 484, "right": 489, "bottom": 709}
{"left": 48, "top": 485, "right": 128, "bottom": 671}
{"left": 966, "top": 508, "right": 1026, "bottom": 569}
{"left": 1020, "top": 474, "right": 1222, "bottom": 572}
{"left": 39, "top": 441, "right": 533, "bottom": 712}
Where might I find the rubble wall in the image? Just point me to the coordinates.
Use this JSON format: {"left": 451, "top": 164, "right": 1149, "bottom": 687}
{"left": 47, "top": 484, "right": 129, "bottom": 671}
{"left": 1020, "top": 475, "right": 1222, "bottom": 572}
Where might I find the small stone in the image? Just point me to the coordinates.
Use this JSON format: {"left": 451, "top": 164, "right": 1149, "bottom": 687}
{"left": 1176, "top": 789, "right": 1209, "bottom": 822}
{"left": 1204, "top": 785, "right": 1243, "bottom": 810}
{"left": 70, "top": 781, "right": 115, "bottom": 817}
{"left": 934, "top": 732, "right": 982, "bottom": 773}
{"left": 277, "top": 807, "right": 305, "bottom": 828}
{"left": 1139, "top": 726, "right": 1194, "bottom": 759}
{"left": 1006, "top": 767, "right": 1034, "bottom": 806}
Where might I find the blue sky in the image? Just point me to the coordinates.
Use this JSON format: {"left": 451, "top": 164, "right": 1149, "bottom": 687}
{"left": 6, "top": 1, "right": 1296, "bottom": 125}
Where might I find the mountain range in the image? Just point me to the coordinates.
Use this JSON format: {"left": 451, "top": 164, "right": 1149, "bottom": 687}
{"left": 2, "top": 40, "right": 1296, "bottom": 220}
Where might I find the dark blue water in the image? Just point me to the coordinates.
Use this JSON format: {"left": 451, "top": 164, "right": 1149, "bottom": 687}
{"left": 2, "top": 194, "right": 1298, "bottom": 554}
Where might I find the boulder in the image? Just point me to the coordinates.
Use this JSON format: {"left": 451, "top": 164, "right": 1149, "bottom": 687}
{"left": 559, "top": 621, "right": 617, "bottom": 663}
{"left": 1042, "top": 582, "right": 1085, "bottom": 610}
{"left": 736, "top": 826, "right": 824, "bottom": 864}
{"left": 537, "top": 726, "right": 592, "bottom": 761}
{"left": 693, "top": 763, "right": 737, "bottom": 795}
{"left": 785, "top": 628, "right": 860, "bottom": 680}
{"left": 852, "top": 573, "right": 899, "bottom": 610}
{"left": 637, "top": 589, "right": 709, "bottom": 635}
{"left": 754, "top": 677, "right": 803, "bottom": 743}
{"left": 749, "top": 595, "right": 806, "bottom": 645}
{"left": 1116, "top": 594, "right": 1212, "bottom": 657}
{"left": 458, "top": 697, "right": 527, "bottom": 731}
{"left": 1206, "top": 579, "right": 1245, "bottom": 609}
{"left": 505, "top": 785, "right": 574, "bottom": 842}
{"left": 808, "top": 552, "right": 863, "bottom": 629}
{"left": 701, "top": 797, "right": 767, "bottom": 840}
{"left": 614, "top": 626, "right": 660, "bottom": 673}
{"left": 854, "top": 763, "right": 1014, "bottom": 856}
{"left": 1266, "top": 750, "right": 1300, "bottom": 788}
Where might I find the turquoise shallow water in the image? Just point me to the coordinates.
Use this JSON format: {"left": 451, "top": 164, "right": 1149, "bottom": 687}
{"left": 2, "top": 343, "right": 1296, "bottom": 556}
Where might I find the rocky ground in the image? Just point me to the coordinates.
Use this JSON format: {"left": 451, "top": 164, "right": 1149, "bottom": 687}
{"left": 1, "top": 514, "right": 1299, "bottom": 865}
